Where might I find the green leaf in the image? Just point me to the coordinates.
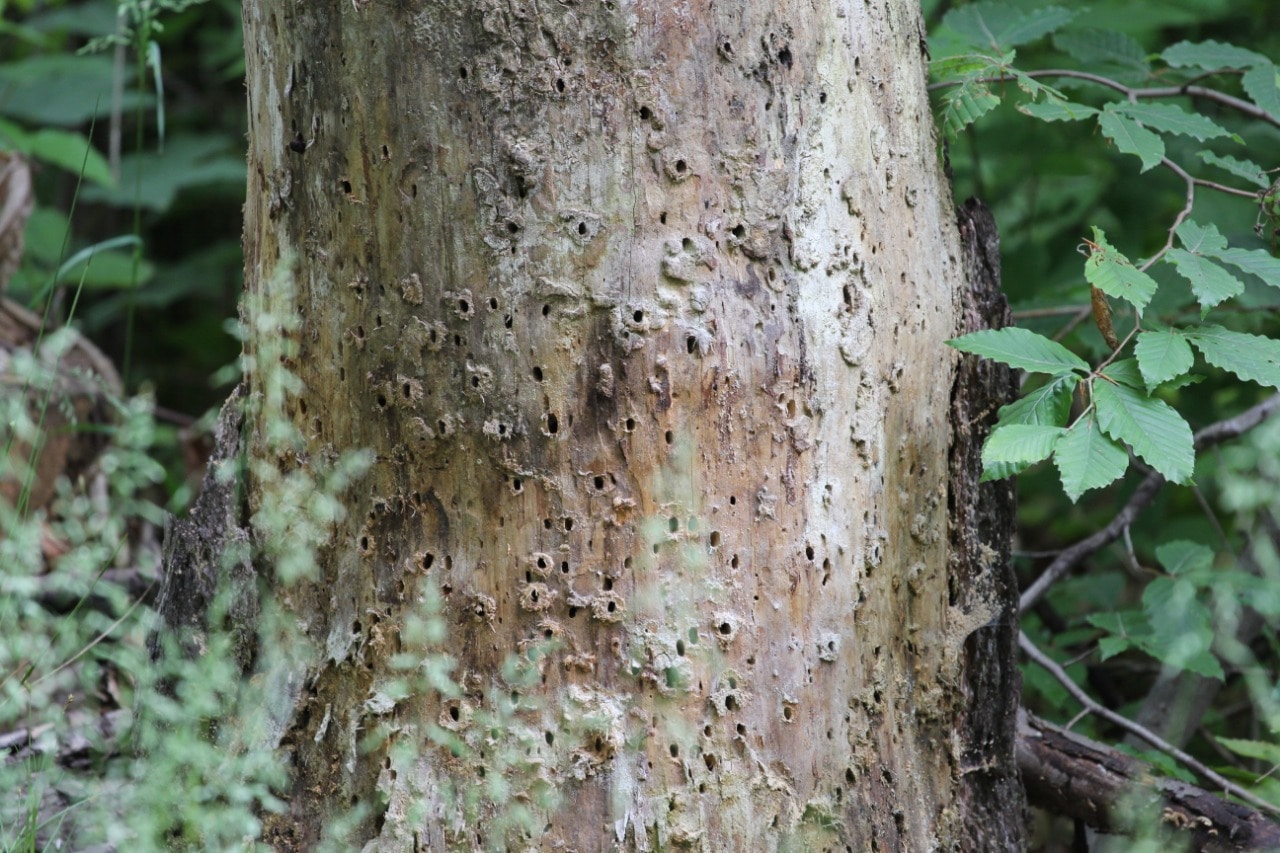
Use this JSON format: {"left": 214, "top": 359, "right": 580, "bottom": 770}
{"left": 1098, "top": 109, "right": 1164, "bottom": 172}
{"left": 930, "top": 53, "right": 1004, "bottom": 81}
{"left": 23, "top": 128, "right": 114, "bottom": 187}
{"left": 1053, "top": 29, "right": 1149, "bottom": 77}
{"left": 948, "top": 327, "right": 1090, "bottom": 374}
{"left": 1168, "top": 221, "right": 1242, "bottom": 310}
{"left": 1054, "top": 414, "right": 1129, "bottom": 501}
{"left": 1161, "top": 40, "right": 1267, "bottom": 71}
{"left": 1018, "top": 97, "right": 1098, "bottom": 122}
{"left": 1196, "top": 151, "right": 1270, "bottom": 189}
{"left": 1111, "top": 102, "right": 1233, "bottom": 142}
{"left": 1155, "top": 540, "right": 1213, "bottom": 577}
{"left": 0, "top": 116, "right": 31, "bottom": 150}
{"left": 148, "top": 40, "right": 166, "bottom": 151}
{"left": 1093, "top": 380, "right": 1194, "bottom": 483}
{"left": 1088, "top": 610, "right": 1149, "bottom": 660}
{"left": 982, "top": 424, "right": 1066, "bottom": 471}
{"left": 1165, "top": 250, "right": 1243, "bottom": 310}
{"left": 1084, "top": 227, "right": 1158, "bottom": 313}
{"left": 1216, "top": 737, "right": 1280, "bottom": 766}
{"left": 1151, "top": 647, "right": 1222, "bottom": 680}
{"left": 1142, "top": 577, "right": 1221, "bottom": 679}
{"left": 1159, "top": 373, "right": 1204, "bottom": 392}
{"left": 19, "top": 207, "right": 72, "bottom": 267}
{"left": 940, "top": 82, "right": 1002, "bottom": 138}
{"left": 1211, "top": 246, "right": 1280, "bottom": 290}
{"left": 1134, "top": 330, "right": 1195, "bottom": 391}
{"left": 1174, "top": 219, "right": 1228, "bottom": 254}
{"left": 944, "top": 3, "right": 1075, "bottom": 51}
{"left": 0, "top": 54, "right": 150, "bottom": 126}
{"left": 1096, "top": 636, "right": 1130, "bottom": 660}
{"left": 1187, "top": 325, "right": 1280, "bottom": 389}
{"left": 1243, "top": 63, "right": 1280, "bottom": 121}
{"left": 1229, "top": 574, "right": 1280, "bottom": 618}
{"left": 1009, "top": 70, "right": 1063, "bottom": 101}
{"left": 996, "top": 372, "right": 1079, "bottom": 428}
{"left": 1098, "top": 359, "right": 1145, "bottom": 390}
{"left": 979, "top": 458, "right": 1036, "bottom": 483}
{"left": 55, "top": 248, "right": 153, "bottom": 290}
{"left": 79, "top": 134, "right": 246, "bottom": 212}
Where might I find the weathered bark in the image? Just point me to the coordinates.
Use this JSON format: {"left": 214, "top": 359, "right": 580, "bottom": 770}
{"left": 154, "top": 385, "right": 257, "bottom": 671}
{"left": 1019, "top": 711, "right": 1280, "bottom": 851}
{"left": 217, "top": 0, "right": 1024, "bottom": 847}
{"left": 948, "top": 198, "right": 1024, "bottom": 848}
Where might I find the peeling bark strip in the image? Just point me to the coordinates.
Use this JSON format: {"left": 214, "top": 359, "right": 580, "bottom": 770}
{"left": 948, "top": 198, "right": 1025, "bottom": 849}
{"left": 1019, "top": 711, "right": 1280, "bottom": 851}
{"left": 155, "top": 385, "right": 256, "bottom": 671}
{"left": 237, "top": 0, "right": 1023, "bottom": 847}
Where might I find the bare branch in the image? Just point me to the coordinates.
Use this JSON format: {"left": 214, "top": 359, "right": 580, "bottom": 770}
{"left": 1142, "top": 83, "right": 1280, "bottom": 129}
{"left": 1019, "top": 470, "right": 1163, "bottom": 612}
{"left": 1195, "top": 394, "right": 1280, "bottom": 447}
{"left": 1144, "top": 158, "right": 1260, "bottom": 273}
{"left": 1018, "top": 632, "right": 1280, "bottom": 818}
{"left": 1142, "top": 158, "right": 1200, "bottom": 271}
{"left": 1012, "top": 305, "right": 1094, "bottom": 320}
{"left": 1018, "top": 708, "right": 1280, "bottom": 849}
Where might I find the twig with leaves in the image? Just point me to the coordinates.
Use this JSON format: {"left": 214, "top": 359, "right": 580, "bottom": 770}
{"left": 929, "top": 0, "right": 1280, "bottom": 832}
{"left": 1018, "top": 392, "right": 1280, "bottom": 613}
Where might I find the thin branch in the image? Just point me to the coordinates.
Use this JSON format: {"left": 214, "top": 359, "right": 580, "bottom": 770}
{"left": 1019, "top": 631, "right": 1280, "bottom": 818}
{"left": 1195, "top": 394, "right": 1280, "bottom": 446}
{"left": 1142, "top": 158, "right": 1199, "bottom": 271}
{"left": 1019, "top": 470, "right": 1164, "bottom": 612}
{"left": 1019, "top": 393, "right": 1280, "bottom": 613}
{"left": 1143, "top": 82, "right": 1278, "bottom": 129}
{"left": 1050, "top": 305, "right": 1092, "bottom": 342}
{"left": 929, "top": 69, "right": 1280, "bottom": 131}
{"left": 1143, "top": 157, "right": 1260, "bottom": 273}
{"left": 1012, "top": 305, "right": 1093, "bottom": 320}
{"left": 1192, "top": 482, "right": 1232, "bottom": 550}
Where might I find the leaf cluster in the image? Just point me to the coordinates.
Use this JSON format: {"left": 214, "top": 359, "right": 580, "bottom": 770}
{"left": 936, "top": 4, "right": 1280, "bottom": 501}
{"left": 930, "top": 0, "right": 1280, "bottom": 820}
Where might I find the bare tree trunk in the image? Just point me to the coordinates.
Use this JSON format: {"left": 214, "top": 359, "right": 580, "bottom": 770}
{"left": 178, "top": 0, "right": 1028, "bottom": 847}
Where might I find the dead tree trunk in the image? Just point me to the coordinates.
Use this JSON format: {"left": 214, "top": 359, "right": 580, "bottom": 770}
{"left": 162, "top": 0, "right": 1027, "bottom": 847}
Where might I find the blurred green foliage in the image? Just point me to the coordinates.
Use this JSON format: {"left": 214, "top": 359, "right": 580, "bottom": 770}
{"left": 1, "top": 0, "right": 245, "bottom": 417}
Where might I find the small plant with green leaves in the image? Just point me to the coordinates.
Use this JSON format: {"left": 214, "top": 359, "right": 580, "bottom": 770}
{"left": 935, "top": 4, "right": 1280, "bottom": 502}
{"left": 929, "top": 0, "right": 1280, "bottom": 825}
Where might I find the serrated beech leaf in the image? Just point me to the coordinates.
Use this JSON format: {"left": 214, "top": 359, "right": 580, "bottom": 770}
{"left": 1161, "top": 40, "right": 1267, "bottom": 71}
{"left": 1093, "top": 381, "right": 1194, "bottom": 483}
{"left": 1112, "top": 102, "right": 1232, "bottom": 142}
{"left": 1134, "top": 330, "right": 1195, "bottom": 390}
{"left": 949, "top": 327, "right": 1090, "bottom": 374}
{"left": 1187, "top": 325, "right": 1280, "bottom": 389}
{"left": 996, "top": 373, "right": 1079, "bottom": 428}
{"left": 1053, "top": 414, "right": 1129, "bottom": 501}
{"left": 982, "top": 425, "right": 1066, "bottom": 473}
{"left": 1098, "top": 110, "right": 1164, "bottom": 172}
{"left": 1084, "top": 227, "right": 1157, "bottom": 312}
